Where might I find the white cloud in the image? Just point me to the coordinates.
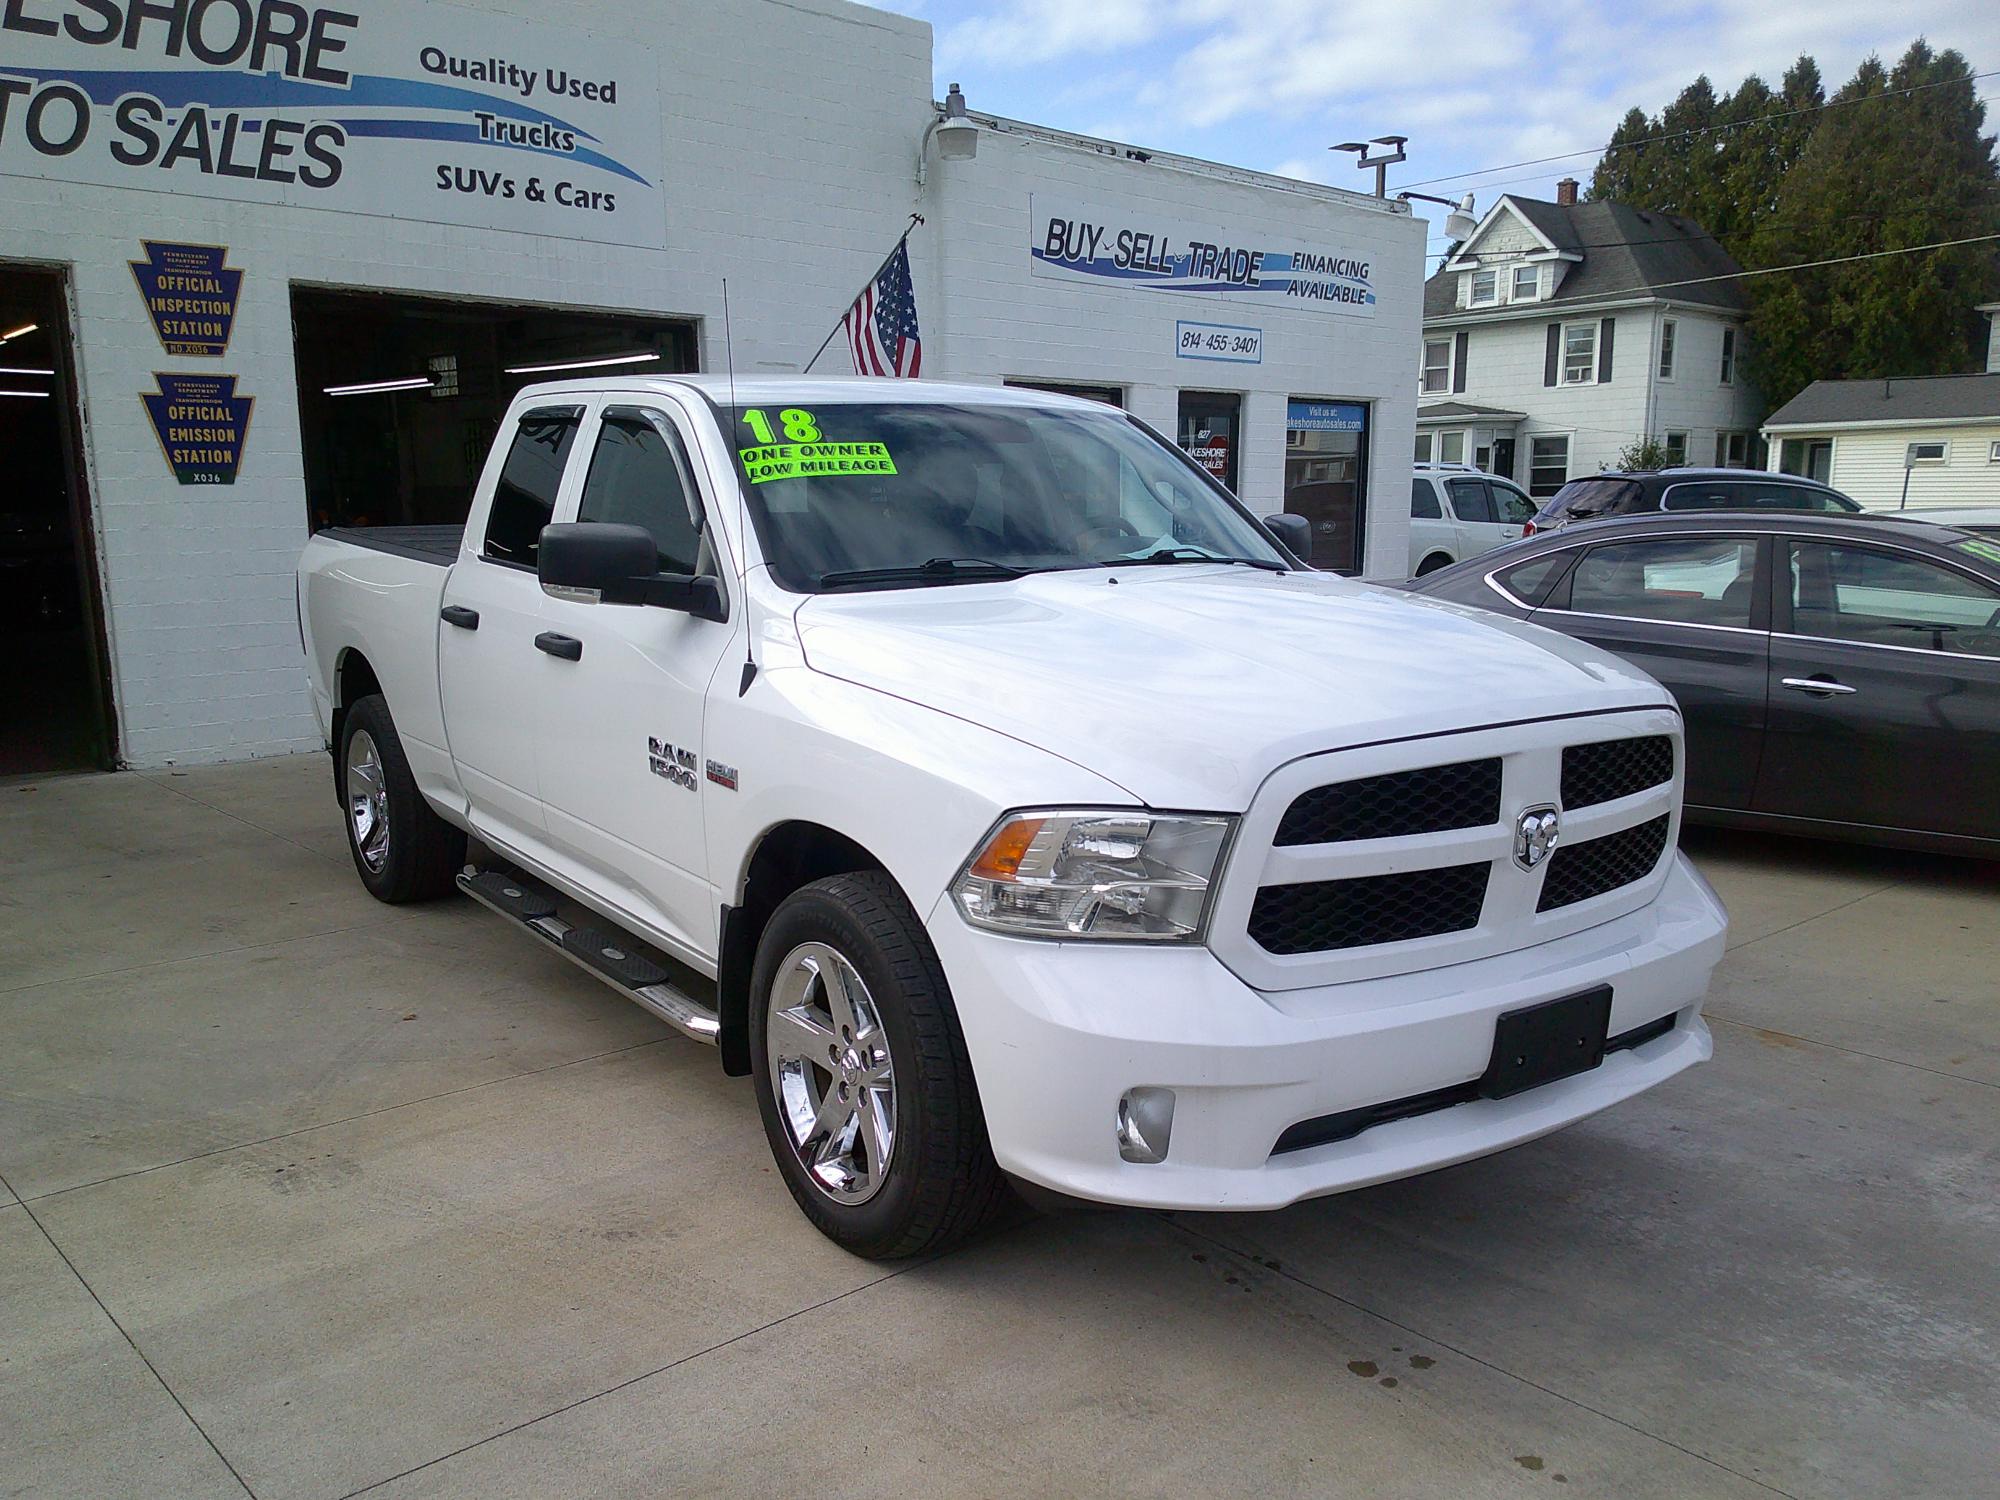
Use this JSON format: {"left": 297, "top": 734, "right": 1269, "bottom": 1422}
{"left": 937, "top": 0, "right": 1160, "bottom": 68}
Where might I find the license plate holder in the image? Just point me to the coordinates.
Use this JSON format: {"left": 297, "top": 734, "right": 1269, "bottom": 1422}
{"left": 1479, "top": 985, "right": 1613, "bottom": 1100}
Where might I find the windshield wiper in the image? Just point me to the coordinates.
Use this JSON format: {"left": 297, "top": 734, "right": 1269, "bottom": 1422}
{"left": 1104, "top": 547, "right": 1287, "bottom": 572}
{"left": 816, "top": 557, "right": 1030, "bottom": 590}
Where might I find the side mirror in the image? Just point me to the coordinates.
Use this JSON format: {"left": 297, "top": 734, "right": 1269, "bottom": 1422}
{"left": 538, "top": 522, "right": 727, "bottom": 622}
{"left": 1263, "top": 512, "right": 1312, "bottom": 564}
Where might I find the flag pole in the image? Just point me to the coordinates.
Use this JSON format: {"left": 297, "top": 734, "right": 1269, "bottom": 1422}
{"left": 803, "top": 216, "right": 923, "bottom": 374}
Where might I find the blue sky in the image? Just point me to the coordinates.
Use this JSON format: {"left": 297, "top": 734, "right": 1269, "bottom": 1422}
{"left": 876, "top": 0, "right": 2000, "bottom": 267}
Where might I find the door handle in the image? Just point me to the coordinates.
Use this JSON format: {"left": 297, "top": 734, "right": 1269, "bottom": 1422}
{"left": 439, "top": 605, "right": 480, "bottom": 630}
{"left": 1781, "top": 676, "right": 1856, "bottom": 697}
{"left": 535, "top": 632, "right": 583, "bottom": 662}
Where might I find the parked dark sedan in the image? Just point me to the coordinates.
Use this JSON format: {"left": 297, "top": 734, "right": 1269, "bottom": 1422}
{"left": 1530, "top": 467, "right": 1859, "bottom": 533}
{"left": 1405, "top": 512, "right": 2000, "bottom": 856}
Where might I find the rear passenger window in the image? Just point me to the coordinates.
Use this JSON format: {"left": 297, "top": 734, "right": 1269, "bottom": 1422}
{"left": 484, "top": 408, "right": 582, "bottom": 567}
{"left": 1496, "top": 553, "right": 1573, "bottom": 608}
{"left": 1566, "top": 538, "right": 1758, "bottom": 627}
{"left": 1447, "top": 478, "right": 1495, "bottom": 523}
{"left": 578, "top": 408, "right": 704, "bottom": 575}
{"left": 1411, "top": 479, "right": 1442, "bottom": 519}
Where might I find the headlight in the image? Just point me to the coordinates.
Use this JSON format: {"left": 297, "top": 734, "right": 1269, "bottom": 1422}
{"left": 951, "top": 810, "right": 1234, "bottom": 942}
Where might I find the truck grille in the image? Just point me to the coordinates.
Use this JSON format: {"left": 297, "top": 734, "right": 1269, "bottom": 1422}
{"left": 1274, "top": 758, "right": 1501, "bottom": 845}
{"left": 1249, "top": 864, "right": 1489, "bottom": 954}
{"left": 1538, "top": 814, "right": 1672, "bottom": 912}
{"left": 1214, "top": 712, "right": 1682, "bottom": 984}
{"left": 1561, "top": 735, "right": 1673, "bottom": 810}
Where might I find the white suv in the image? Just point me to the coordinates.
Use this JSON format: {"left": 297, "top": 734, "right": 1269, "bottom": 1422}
{"left": 1411, "top": 464, "right": 1538, "bottom": 577}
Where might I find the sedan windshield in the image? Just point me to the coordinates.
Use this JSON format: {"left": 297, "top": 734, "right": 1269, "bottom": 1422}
{"left": 724, "top": 401, "right": 1289, "bottom": 591}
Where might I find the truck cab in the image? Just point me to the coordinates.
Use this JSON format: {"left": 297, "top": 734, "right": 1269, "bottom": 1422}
{"left": 299, "top": 377, "right": 1727, "bottom": 1258}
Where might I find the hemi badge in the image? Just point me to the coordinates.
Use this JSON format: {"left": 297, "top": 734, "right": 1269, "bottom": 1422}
{"left": 705, "top": 760, "right": 739, "bottom": 791}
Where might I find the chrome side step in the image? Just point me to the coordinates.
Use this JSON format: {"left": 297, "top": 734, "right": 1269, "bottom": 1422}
{"left": 457, "top": 867, "right": 721, "bottom": 1044}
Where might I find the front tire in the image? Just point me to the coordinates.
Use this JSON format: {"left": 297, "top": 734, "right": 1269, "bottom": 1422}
{"left": 337, "top": 694, "right": 465, "bottom": 903}
{"left": 750, "top": 872, "right": 1006, "bottom": 1259}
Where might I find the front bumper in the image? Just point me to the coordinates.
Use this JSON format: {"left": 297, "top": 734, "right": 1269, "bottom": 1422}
{"left": 925, "top": 852, "right": 1726, "bottom": 1211}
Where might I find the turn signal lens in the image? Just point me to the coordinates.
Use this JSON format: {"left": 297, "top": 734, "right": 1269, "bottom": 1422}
{"left": 952, "top": 809, "right": 1233, "bottom": 942}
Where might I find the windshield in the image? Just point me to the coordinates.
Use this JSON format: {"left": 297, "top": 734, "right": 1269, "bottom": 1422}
{"left": 723, "top": 401, "right": 1289, "bottom": 591}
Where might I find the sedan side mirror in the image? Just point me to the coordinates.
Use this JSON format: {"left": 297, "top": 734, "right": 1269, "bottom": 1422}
{"left": 538, "top": 522, "right": 727, "bottom": 622}
{"left": 1263, "top": 512, "right": 1312, "bottom": 564}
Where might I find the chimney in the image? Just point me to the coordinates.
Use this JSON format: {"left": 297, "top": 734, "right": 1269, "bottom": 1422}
{"left": 1556, "top": 177, "right": 1579, "bottom": 207}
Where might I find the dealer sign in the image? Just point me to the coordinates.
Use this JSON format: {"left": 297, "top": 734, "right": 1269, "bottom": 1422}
{"left": 0, "top": 0, "right": 664, "bottom": 248}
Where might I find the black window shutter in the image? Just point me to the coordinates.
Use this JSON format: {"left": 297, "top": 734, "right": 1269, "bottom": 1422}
{"left": 1544, "top": 324, "right": 1560, "bottom": 387}
{"left": 1452, "top": 330, "right": 1469, "bottom": 394}
{"left": 1597, "top": 317, "right": 1615, "bottom": 383}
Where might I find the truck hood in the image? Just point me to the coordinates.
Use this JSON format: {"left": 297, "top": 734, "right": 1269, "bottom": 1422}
{"left": 792, "top": 565, "right": 1673, "bottom": 810}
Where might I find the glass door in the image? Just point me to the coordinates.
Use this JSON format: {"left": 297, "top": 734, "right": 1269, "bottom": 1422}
{"left": 1178, "top": 391, "right": 1241, "bottom": 492}
{"left": 1284, "top": 399, "right": 1370, "bottom": 574}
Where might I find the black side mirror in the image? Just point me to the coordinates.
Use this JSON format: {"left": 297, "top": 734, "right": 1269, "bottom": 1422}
{"left": 1263, "top": 512, "right": 1312, "bottom": 565}
{"left": 538, "top": 522, "right": 727, "bottom": 622}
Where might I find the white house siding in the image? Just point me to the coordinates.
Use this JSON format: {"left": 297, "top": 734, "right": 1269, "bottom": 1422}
{"left": 1769, "top": 424, "right": 2000, "bottom": 508}
{"left": 0, "top": 0, "right": 1425, "bottom": 766}
{"left": 1648, "top": 310, "right": 1765, "bottom": 464}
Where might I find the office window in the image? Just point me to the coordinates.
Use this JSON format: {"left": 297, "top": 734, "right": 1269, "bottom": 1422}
{"left": 1657, "top": 319, "right": 1677, "bottom": 380}
{"left": 1528, "top": 434, "right": 1570, "bottom": 497}
{"left": 1563, "top": 323, "right": 1596, "bottom": 384}
{"left": 1469, "top": 269, "right": 1498, "bottom": 306}
{"left": 1439, "top": 431, "right": 1466, "bottom": 465}
{"left": 1906, "top": 441, "right": 1948, "bottom": 464}
{"left": 1720, "top": 327, "right": 1737, "bottom": 384}
{"left": 1662, "top": 431, "right": 1688, "bottom": 467}
{"left": 1512, "top": 264, "right": 1538, "bottom": 301}
{"left": 1414, "top": 431, "right": 1434, "bottom": 463}
{"left": 1422, "top": 339, "right": 1451, "bottom": 394}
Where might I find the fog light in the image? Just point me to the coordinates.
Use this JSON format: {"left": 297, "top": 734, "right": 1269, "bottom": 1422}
{"left": 1116, "top": 1087, "right": 1176, "bottom": 1164}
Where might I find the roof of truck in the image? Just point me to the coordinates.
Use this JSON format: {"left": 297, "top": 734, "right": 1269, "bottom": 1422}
{"left": 514, "top": 375, "right": 1110, "bottom": 410}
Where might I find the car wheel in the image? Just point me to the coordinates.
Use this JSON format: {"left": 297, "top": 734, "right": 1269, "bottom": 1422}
{"left": 1416, "top": 552, "right": 1454, "bottom": 576}
{"left": 337, "top": 694, "right": 466, "bottom": 903}
{"left": 750, "top": 871, "right": 1006, "bottom": 1259}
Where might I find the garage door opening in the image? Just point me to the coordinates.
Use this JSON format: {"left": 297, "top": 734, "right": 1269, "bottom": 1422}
{"left": 0, "top": 266, "right": 114, "bottom": 776}
{"left": 291, "top": 288, "right": 697, "bottom": 531}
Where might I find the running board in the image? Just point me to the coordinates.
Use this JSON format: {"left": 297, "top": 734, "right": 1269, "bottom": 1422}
{"left": 457, "top": 867, "right": 721, "bottom": 1044}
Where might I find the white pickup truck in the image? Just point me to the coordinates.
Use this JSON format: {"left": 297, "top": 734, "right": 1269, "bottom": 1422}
{"left": 298, "top": 377, "right": 1727, "bottom": 1258}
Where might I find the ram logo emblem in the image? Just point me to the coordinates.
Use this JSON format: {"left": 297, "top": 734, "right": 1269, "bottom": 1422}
{"left": 1514, "top": 806, "right": 1562, "bottom": 870}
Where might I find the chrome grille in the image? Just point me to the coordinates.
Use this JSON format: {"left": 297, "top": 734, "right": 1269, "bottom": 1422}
{"left": 1562, "top": 736, "right": 1674, "bottom": 810}
{"left": 1248, "top": 863, "right": 1490, "bottom": 955}
{"left": 1275, "top": 758, "right": 1501, "bottom": 845}
{"left": 1538, "top": 815, "right": 1672, "bottom": 912}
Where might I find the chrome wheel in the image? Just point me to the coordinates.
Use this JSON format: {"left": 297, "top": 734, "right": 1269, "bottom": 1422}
{"left": 765, "top": 941, "right": 896, "bottom": 1205}
{"left": 345, "top": 729, "right": 391, "bottom": 873}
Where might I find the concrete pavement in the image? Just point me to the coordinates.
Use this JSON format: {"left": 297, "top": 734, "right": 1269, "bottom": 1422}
{"left": 1, "top": 756, "right": 1994, "bottom": 1498}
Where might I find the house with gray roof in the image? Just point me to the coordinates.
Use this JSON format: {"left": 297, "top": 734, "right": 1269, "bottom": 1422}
{"left": 1420, "top": 179, "right": 1764, "bottom": 498}
{"left": 1762, "top": 350, "right": 2000, "bottom": 510}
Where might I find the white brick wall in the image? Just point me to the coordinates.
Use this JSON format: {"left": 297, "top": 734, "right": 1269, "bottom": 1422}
{"left": 4, "top": 0, "right": 1424, "bottom": 766}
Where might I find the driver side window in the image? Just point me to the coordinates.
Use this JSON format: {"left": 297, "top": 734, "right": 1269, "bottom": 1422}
{"left": 577, "top": 407, "right": 706, "bottom": 576}
{"left": 1789, "top": 542, "right": 2000, "bottom": 655}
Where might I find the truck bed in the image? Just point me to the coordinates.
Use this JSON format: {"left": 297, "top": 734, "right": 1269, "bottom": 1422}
{"left": 317, "top": 525, "right": 464, "bottom": 565}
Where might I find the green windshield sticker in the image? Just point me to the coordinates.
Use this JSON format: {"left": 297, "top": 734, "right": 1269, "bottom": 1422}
{"left": 740, "top": 441, "right": 898, "bottom": 484}
{"left": 1954, "top": 537, "right": 2000, "bottom": 565}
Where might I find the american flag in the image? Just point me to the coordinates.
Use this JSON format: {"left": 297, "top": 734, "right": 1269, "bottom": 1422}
{"left": 842, "top": 239, "right": 923, "bottom": 377}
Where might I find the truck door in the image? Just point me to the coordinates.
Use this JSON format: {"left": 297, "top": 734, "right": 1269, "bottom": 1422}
{"left": 532, "top": 401, "right": 739, "bottom": 959}
{"left": 438, "top": 404, "right": 584, "bottom": 845}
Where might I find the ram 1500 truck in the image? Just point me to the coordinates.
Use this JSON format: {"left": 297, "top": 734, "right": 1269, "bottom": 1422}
{"left": 298, "top": 377, "right": 1728, "bottom": 1259}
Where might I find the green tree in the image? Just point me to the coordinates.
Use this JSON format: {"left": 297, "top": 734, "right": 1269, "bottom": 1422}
{"left": 1587, "top": 42, "right": 1999, "bottom": 415}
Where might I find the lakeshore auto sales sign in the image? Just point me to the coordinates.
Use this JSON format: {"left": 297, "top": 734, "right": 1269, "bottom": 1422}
{"left": 1030, "top": 194, "right": 1377, "bottom": 316}
{"left": 0, "top": 0, "right": 663, "bottom": 247}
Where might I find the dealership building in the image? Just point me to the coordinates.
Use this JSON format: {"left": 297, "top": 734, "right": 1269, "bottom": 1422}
{"left": 0, "top": 0, "right": 1425, "bottom": 772}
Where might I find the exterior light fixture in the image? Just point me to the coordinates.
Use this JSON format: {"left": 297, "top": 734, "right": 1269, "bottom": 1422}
{"left": 504, "top": 351, "right": 662, "bottom": 375}
{"left": 1331, "top": 136, "right": 1408, "bottom": 197}
{"left": 0, "top": 366, "right": 55, "bottom": 377}
{"left": 0, "top": 390, "right": 53, "bottom": 399}
{"left": 1398, "top": 189, "right": 1479, "bottom": 241}
{"left": 323, "top": 376, "right": 434, "bottom": 397}
{"left": 917, "top": 83, "right": 977, "bottom": 187}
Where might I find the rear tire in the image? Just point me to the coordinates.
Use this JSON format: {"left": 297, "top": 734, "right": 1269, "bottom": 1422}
{"left": 337, "top": 693, "right": 465, "bottom": 903}
{"left": 750, "top": 871, "right": 1007, "bottom": 1259}
{"left": 1415, "top": 552, "right": 1454, "bottom": 577}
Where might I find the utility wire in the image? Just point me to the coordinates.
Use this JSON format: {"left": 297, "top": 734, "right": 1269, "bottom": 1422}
{"left": 1394, "top": 68, "right": 2000, "bottom": 192}
{"left": 1426, "top": 233, "right": 2000, "bottom": 308}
